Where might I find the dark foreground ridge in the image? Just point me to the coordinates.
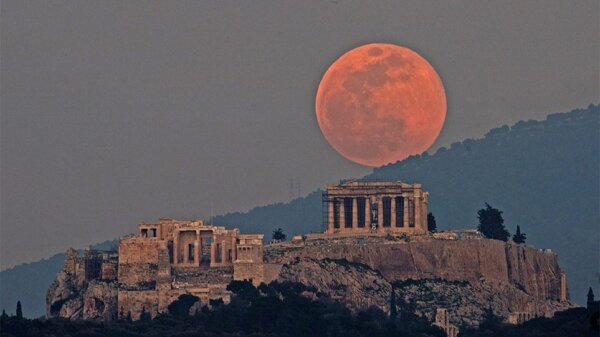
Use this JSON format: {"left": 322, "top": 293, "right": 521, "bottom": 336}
{"left": 2, "top": 280, "right": 598, "bottom": 337}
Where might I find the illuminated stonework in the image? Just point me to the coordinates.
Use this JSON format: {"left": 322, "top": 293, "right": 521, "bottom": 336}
{"left": 324, "top": 180, "right": 428, "bottom": 235}
{"left": 116, "top": 218, "right": 263, "bottom": 320}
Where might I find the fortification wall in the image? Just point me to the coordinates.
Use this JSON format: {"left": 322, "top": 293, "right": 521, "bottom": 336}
{"left": 118, "top": 237, "right": 167, "bottom": 287}
{"left": 234, "top": 262, "right": 265, "bottom": 286}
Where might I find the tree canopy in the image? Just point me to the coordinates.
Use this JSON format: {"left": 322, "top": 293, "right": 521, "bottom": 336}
{"left": 272, "top": 228, "right": 287, "bottom": 241}
{"left": 166, "top": 294, "right": 200, "bottom": 318}
{"left": 477, "top": 203, "right": 510, "bottom": 241}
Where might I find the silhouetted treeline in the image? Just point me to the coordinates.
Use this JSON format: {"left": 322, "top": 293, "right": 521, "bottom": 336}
{"left": 2, "top": 281, "right": 597, "bottom": 337}
{"left": 1, "top": 281, "right": 444, "bottom": 337}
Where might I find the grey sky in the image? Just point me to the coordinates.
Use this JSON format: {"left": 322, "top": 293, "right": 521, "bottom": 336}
{"left": 1, "top": 0, "right": 598, "bottom": 269}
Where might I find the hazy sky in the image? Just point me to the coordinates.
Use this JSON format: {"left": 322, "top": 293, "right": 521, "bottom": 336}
{"left": 1, "top": 1, "right": 598, "bottom": 269}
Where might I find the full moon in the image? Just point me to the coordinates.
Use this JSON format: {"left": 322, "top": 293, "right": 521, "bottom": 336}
{"left": 316, "top": 43, "right": 446, "bottom": 167}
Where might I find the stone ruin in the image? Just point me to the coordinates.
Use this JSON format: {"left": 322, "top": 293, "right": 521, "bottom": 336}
{"left": 47, "top": 180, "right": 574, "bottom": 328}
{"left": 48, "top": 218, "right": 264, "bottom": 320}
{"left": 324, "top": 180, "right": 429, "bottom": 235}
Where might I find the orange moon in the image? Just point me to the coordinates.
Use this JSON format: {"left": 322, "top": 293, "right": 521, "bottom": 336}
{"left": 315, "top": 43, "right": 446, "bottom": 167}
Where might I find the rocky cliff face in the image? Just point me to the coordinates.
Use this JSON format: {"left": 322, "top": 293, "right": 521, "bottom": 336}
{"left": 47, "top": 271, "right": 84, "bottom": 319}
{"left": 267, "top": 235, "right": 565, "bottom": 301}
{"left": 46, "top": 271, "right": 118, "bottom": 320}
{"left": 274, "top": 256, "right": 572, "bottom": 327}
{"left": 266, "top": 235, "right": 575, "bottom": 327}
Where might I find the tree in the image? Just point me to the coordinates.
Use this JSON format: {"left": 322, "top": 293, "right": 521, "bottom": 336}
{"left": 167, "top": 294, "right": 200, "bottom": 317}
{"left": 15, "top": 301, "right": 22, "bottom": 319}
{"left": 1, "top": 309, "right": 7, "bottom": 327}
{"left": 512, "top": 225, "right": 526, "bottom": 244}
{"left": 477, "top": 203, "right": 510, "bottom": 241}
{"left": 272, "top": 228, "right": 287, "bottom": 241}
{"left": 427, "top": 212, "right": 437, "bottom": 232}
{"left": 227, "top": 280, "right": 259, "bottom": 302}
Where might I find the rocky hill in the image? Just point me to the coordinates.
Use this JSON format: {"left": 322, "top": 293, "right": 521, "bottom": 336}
{"left": 46, "top": 233, "right": 575, "bottom": 328}
{"left": 266, "top": 234, "right": 574, "bottom": 327}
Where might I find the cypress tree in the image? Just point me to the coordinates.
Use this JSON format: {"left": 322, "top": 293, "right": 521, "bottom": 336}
{"left": 427, "top": 212, "right": 437, "bottom": 232}
{"left": 512, "top": 225, "right": 527, "bottom": 244}
{"left": 15, "top": 301, "right": 23, "bottom": 319}
{"left": 1, "top": 309, "right": 7, "bottom": 326}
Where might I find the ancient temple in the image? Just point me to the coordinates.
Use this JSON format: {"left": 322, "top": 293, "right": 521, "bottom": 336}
{"left": 116, "top": 218, "right": 264, "bottom": 319}
{"left": 324, "top": 180, "right": 428, "bottom": 234}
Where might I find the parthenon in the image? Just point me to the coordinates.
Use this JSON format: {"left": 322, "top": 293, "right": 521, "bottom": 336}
{"left": 324, "top": 180, "right": 428, "bottom": 234}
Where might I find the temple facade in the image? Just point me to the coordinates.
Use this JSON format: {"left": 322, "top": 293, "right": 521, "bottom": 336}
{"left": 324, "top": 180, "right": 428, "bottom": 235}
{"left": 116, "top": 218, "right": 264, "bottom": 319}
{"left": 136, "top": 219, "right": 263, "bottom": 269}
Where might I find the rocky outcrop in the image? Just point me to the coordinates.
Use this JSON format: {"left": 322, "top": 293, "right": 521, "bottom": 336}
{"left": 47, "top": 271, "right": 84, "bottom": 319}
{"left": 267, "top": 235, "right": 565, "bottom": 301}
{"left": 46, "top": 271, "right": 118, "bottom": 320}
{"left": 48, "top": 234, "right": 575, "bottom": 327}
{"left": 82, "top": 281, "right": 118, "bottom": 320}
{"left": 273, "top": 252, "right": 574, "bottom": 328}
{"left": 278, "top": 257, "right": 392, "bottom": 312}
{"left": 266, "top": 235, "right": 575, "bottom": 327}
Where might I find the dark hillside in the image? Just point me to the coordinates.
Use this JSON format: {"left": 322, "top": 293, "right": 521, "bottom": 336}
{"left": 215, "top": 105, "right": 599, "bottom": 305}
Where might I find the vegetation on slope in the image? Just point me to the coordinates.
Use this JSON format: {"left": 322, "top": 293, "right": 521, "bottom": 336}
{"left": 2, "top": 281, "right": 597, "bottom": 337}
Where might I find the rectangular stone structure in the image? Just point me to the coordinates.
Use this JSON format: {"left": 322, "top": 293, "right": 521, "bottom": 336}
{"left": 115, "top": 218, "right": 265, "bottom": 319}
{"left": 324, "top": 180, "right": 428, "bottom": 235}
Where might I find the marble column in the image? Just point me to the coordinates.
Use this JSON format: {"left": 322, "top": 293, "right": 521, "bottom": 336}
{"left": 183, "top": 234, "right": 189, "bottom": 265}
{"left": 378, "top": 197, "right": 383, "bottom": 229}
{"left": 403, "top": 195, "right": 409, "bottom": 228}
{"left": 415, "top": 195, "right": 421, "bottom": 230}
{"left": 391, "top": 196, "right": 396, "bottom": 228}
{"left": 422, "top": 194, "right": 428, "bottom": 231}
{"left": 221, "top": 240, "right": 227, "bottom": 265}
{"left": 194, "top": 231, "right": 200, "bottom": 266}
{"left": 210, "top": 238, "right": 217, "bottom": 266}
{"left": 231, "top": 236, "right": 237, "bottom": 262}
{"left": 352, "top": 198, "right": 358, "bottom": 229}
{"left": 365, "top": 198, "right": 371, "bottom": 229}
{"left": 339, "top": 198, "right": 345, "bottom": 231}
{"left": 173, "top": 230, "right": 179, "bottom": 265}
{"left": 328, "top": 199, "right": 335, "bottom": 233}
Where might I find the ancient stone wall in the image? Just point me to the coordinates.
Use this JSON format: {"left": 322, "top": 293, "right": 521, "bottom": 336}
{"left": 101, "top": 262, "right": 117, "bottom": 281}
{"left": 234, "top": 262, "right": 265, "bottom": 286}
{"left": 118, "top": 237, "right": 166, "bottom": 287}
{"left": 172, "top": 266, "right": 233, "bottom": 286}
